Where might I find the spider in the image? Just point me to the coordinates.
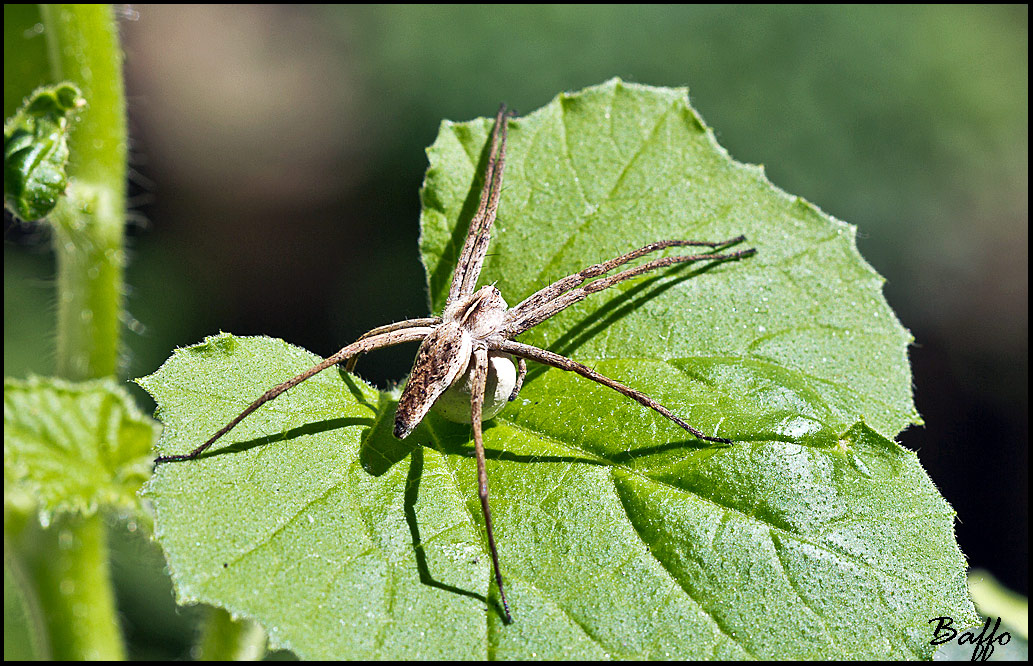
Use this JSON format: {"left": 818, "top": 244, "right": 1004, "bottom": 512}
{"left": 155, "top": 105, "right": 755, "bottom": 623}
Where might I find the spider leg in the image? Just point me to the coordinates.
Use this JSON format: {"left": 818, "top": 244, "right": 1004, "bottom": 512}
{"left": 154, "top": 326, "right": 435, "bottom": 463}
{"left": 343, "top": 317, "right": 442, "bottom": 372}
{"left": 508, "top": 357, "right": 526, "bottom": 402}
{"left": 502, "top": 243, "right": 755, "bottom": 337}
{"left": 469, "top": 346, "right": 512, "bottom": 623}
{"left": 446, "top": 105, "right": 511, "bottom": 306}
{"left": 491, "top": 339, "right": 731, "bottom": 444}
{"left": 507, "top": 237, "right": 746, "bottom": 323}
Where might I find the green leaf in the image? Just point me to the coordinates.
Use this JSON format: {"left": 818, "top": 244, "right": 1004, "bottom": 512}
{"left": 3, "top": 376, "right": 157, "bottom": 523}
{"left": 3, "top": 83, "right": 84, "bottom": 221}
{"left": 141, "top": 80, "right": 973, "bottom": 659}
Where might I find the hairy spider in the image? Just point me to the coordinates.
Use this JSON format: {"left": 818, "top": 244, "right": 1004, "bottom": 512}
{"left": 155, "top": 105, "right": 755, "bottom": 623}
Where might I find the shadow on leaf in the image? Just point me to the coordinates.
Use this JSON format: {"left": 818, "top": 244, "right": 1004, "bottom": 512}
{"left": 403, "top": 446, "right": 498, "bottom": 616}
{"left": 189, "top": 415, "right": 375, "bottom": 460}
{"left": 358, "top": 391, "right": 421, "bottom": 477}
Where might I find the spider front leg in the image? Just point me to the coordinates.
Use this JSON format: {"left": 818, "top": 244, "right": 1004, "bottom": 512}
{"left": 154, "top": 325, "right": 435, "bottom": 463}
{"left": 343, "top": 317, "right": 441, "bottom": 373}
{"left": 491, "top": 339, "right": 731, "bottom": 444}
{"left": 447, "top": 104, "right": 512, "bottom": 306}
{"left": 469, "top": 345, "right": 512, "bottom": 623}
{"left": 502, "top": 237, "right": 755, "bottom": 337}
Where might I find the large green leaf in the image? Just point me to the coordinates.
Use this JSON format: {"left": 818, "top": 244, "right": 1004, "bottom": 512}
{"left": 141, "top": 80, "right": 973, "bottom": 659}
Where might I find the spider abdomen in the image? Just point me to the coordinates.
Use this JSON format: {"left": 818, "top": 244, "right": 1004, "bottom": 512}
{"left": 432, "top": 350, "right": 517, "bottom": 423}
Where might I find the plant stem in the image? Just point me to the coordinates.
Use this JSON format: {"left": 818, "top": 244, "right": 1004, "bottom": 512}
{"left": 4, "top": 536, "right": 52, "bottom": 660}
{"left": 39, "top": 3, "right": 127, "bottom": 380}
{"left": 28, "top": 5, "right": 128, "bottom": 660}
{"left": 30, "top": 514, "right": 125, "bottom": 660}
{"left": 196, "top": 608, "right": 268, "bottom": 661}
{"left": 49, "top": 183, "right": 126, "bottom": 380}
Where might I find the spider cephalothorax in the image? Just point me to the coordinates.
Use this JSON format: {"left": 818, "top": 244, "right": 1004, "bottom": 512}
{"left": 155, "top": 105, "right": 755, "bottom": 623}
{"left": 396, "top": 285, "right": 518, "bottom": 435}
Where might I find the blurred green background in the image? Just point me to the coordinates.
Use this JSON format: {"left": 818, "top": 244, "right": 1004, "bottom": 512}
{"left": 5, "top": 4, "right": 1026, "bottom": 658}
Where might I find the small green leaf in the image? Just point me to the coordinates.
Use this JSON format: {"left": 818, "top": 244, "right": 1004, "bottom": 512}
{"left": 142, "top": 81, "right": 973, "bottom": 659}
{"left": 3, "top": 82, "right": 85, "bottom": 221}
{"left": 3, "top": 375, "right": 157, "bottom": 523}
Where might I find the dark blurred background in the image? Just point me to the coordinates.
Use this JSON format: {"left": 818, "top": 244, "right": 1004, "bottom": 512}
{"left": 5, "top": 5, "right": 1026, "bottom": 656}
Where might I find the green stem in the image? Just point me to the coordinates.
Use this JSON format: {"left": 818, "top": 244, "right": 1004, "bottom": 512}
{"left": 50, "top": 183, "right": 126, "bottom": 380}
{"left": 4, "top": 536, "right": 52, "bottom": 660}
{"left": 31, "top": 513, "right": 125, "bottom": 660}
{"left": 39, "top": 3, "right": 127, "bottom": 380}
{"left": 26, "top": 4, "right": 129, "bottom": 660}
{"left": 196, "top": 608, "right": 268, "bottom": 661}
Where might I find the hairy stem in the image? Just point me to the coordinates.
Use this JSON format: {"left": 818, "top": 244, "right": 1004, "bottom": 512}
{"left": 30, "top": 514, "right": 124, "bottom": 660}
{"left": 27, "top": 5, "right": 128, "bottom": 660}
{"left": 39, "top": 3, "right": 127, "bottom": 380}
